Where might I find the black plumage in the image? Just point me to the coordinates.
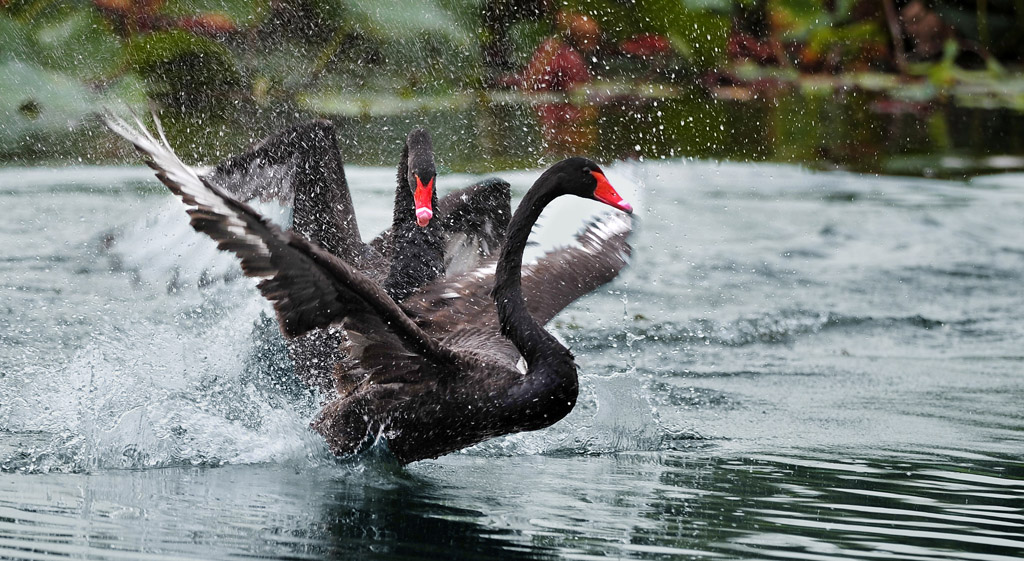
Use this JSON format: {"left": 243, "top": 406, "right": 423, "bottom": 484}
{"left": 106, "top": 114, "right": 634, "bottom": 464}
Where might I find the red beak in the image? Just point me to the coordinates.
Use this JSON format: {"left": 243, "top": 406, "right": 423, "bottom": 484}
{"left": 414, "top": 175, "right": 434, "bottom": 227}
{"left": 591, "top": 171, "right": 633, "bottom": 213}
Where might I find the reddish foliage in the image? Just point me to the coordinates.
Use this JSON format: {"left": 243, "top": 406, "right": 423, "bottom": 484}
{"left": 621, "top": 34, "right": 672, "bottom": 58}
{"left": 727, "top": 33, "right": 777, "bottom": 65}
{"left": 92, "top": 0, "right": 132, "bottom": 11}
{"left": 534, "top": 102, "right": 598, "bottom": 154}
{"left": 178, "top": 13, "right": 237, "bottom": 35}
{"left": 522, "top": 38, "right": 591, "bottom": 91}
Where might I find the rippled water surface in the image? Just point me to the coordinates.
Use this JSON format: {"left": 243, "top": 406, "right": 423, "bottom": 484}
{"left": 1, "top": 162, "right": 1022, "bottom": 560}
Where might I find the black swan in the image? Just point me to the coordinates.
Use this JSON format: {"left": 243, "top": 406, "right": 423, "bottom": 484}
{"left": 317, "top": 159, "right": 634, "bottom": 463}
{"left": 104, "top": 114, "right": 634, "bottom": 464}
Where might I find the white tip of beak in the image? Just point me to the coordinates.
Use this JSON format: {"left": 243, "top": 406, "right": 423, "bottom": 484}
{"left": 416, "top": 207, "right": 432, "bottom": 227}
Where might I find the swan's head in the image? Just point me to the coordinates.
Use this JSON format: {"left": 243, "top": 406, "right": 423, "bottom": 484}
{"left": 559, "top": 157, "right": 633, "bottom": 214}
{"left": 406, "top": 128, "right": 437, "bottom": 227}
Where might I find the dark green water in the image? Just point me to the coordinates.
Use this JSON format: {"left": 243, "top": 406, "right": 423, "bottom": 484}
{"left": 0, "top": 163, "right": 1022, "bottom": 560}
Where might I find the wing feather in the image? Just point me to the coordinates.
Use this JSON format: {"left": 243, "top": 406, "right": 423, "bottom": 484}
{"left": 436, "top": 178, "right": 511, "bottom": 276}
{"left": 104, "top": 112, "right": 461, "bottom": 371}
{"left": 369, "top": 178, "right": 511, "bottom": 276}
{"left": 401, "top": 212, "right": 633, "bottom": 362}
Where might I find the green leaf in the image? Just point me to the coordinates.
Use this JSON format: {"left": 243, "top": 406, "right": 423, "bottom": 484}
{"left": 31, "top": 10, "right": 123, "bottom": 79}
{"left": 0, "top": 60, "right": 100, "bottom": 150}
{"left": 344, "top": 0, "right": 475, "bottom": 44}
{"left": 124, "top": 30, "right": 240, "bottom": 108}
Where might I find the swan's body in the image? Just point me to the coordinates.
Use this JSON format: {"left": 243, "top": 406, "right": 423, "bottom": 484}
{"left": 105, "top": 114, "right": 634, "bottom": 463}
{"left": 318, "top": 161, "right": 633, "bottom": 462}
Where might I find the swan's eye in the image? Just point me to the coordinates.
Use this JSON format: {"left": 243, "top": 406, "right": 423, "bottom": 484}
{"left": 582, "top": 166, "right": 591, "bottom": 175}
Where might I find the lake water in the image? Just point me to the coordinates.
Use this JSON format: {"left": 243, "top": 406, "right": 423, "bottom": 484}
{"left": 0, "top": 162, "right": 1022, "bottom": 560}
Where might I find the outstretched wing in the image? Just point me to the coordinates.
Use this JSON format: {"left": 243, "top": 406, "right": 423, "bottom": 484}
{"left": 196, "top": 151, "right": 297, "bottom": 204}
{"left": 104, "top": 112, "right": 461, "bottom": 371}
{"left": 197, "top": 119, "right": 365, "bottom": 263}
{"left": 370, "top": 177, "right": 512, "bottom": 277}
{"left": 403, "top": 212, "right": 633, "bottom": 356}
{"left": 437, "top": 178, "right": 512, "bottom": 276}
{"left": 521, "top": 212, "right": 633, "bottom": 325}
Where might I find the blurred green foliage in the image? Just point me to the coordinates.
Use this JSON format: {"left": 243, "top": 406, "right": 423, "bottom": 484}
{"left": 125, "top": 30, "right": 240, "bottom": 108}
{"left": 0, "top": 0, "right": 1022, "bottom": 173}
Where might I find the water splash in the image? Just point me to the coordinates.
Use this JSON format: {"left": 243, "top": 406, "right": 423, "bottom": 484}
{"left": 463, "top": 323, "right": 678, "bottom": 459}
{"left": 0, "top": 298, "right": 329, "bottom": 473}
{"left": 1, "top": 198, "right": 331, "bottom": 473}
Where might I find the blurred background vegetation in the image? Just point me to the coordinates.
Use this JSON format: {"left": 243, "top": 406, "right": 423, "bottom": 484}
{"left": 2, "top": 0, "right": 1023, "bottom": 176}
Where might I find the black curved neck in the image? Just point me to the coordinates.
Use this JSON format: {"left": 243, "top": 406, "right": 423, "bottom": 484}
{"left": 382, "top": 143, "right": 443, "bottom": 302}
{"left": 492, "top": 171, "right": 569, "bottom": 364}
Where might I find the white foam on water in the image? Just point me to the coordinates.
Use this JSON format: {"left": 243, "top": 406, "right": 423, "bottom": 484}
{"left": 107, "top": 196, "right": 293, "bottom": 289}
{"left": 1, "top": 285, "right": 329, "bottom": 472}
{"left": 462, "top": 348, "right": 669, "bottom": 459}
{"left": 1, "top": 195, "right": 332, "bottom": 472}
